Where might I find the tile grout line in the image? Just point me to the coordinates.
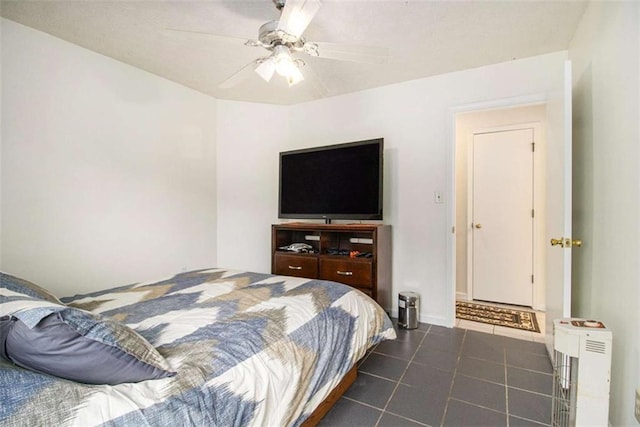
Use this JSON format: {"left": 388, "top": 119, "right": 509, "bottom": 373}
{"left": 504, "top": 344, "right": 511, "bottom": 426}
{"left": 446, "top": 396, "right": 515, "bottom": 415}
{"left": 373, "top": 324, "right": 431, "bottom": 427}
{"left": 438, "top": 328, "right": 467, "bottom": 426}
{"left": 342, "top": 395, "right": 430, "bottom": 426}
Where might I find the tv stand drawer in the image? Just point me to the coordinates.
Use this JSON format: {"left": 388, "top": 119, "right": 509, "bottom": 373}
{"left": 320, "top": 259, "right": 373, "bottom": 288}
{"left": 273, "top": 253, "right": 318, "bottom": 278}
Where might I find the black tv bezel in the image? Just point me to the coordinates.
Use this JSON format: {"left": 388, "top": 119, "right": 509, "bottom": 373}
{"left": 278, "top": 138, "right": 384, "bottom": 222}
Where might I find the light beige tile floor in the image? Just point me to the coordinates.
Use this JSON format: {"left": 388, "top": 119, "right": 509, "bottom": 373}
{"left": 455, "top": 302, "right": 547, "bottom": 343}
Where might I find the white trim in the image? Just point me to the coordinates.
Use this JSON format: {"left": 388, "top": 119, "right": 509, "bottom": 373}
{"left": 456, "top": 291, "right": 469, "bottom": 301}
{"left": 389, "top": 309, "right": 449, "bottom": 328}
{"left": 445, "top": 97, "right": 457, "bottom": 328}
{"left": 452, "top": 94, "right": 547, "bottom": 115}
{"left": 562, "top": 61, "right": 573, "bottom": 318}
{"left": 466, "top": 131, "right": 474, "bottom": 302}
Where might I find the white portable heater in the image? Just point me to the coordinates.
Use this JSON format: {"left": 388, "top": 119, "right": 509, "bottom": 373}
{"left": 552, "top": 318, "right": 612, "bottom": 427}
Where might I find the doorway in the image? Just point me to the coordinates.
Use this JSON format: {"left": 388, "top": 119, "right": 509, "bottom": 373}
{"left": 454, "top": 104, "right": 547, "bottom": 311}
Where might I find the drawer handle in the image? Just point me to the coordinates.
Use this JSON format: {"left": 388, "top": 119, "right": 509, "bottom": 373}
{"left": 336, "top": 271, "right": 353, "bottom": 276}
{"left": 288, "top": 265, "right": 303, "bottom": 270}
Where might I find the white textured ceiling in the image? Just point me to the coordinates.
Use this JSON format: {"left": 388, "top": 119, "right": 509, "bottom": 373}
{"left": 1, "top": 0, "right": 587, "bottom": 105}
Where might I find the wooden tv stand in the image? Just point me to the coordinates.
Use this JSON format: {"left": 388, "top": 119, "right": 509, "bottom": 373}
{"left": 271, "top": 223, "right": 392, "bottom": 312}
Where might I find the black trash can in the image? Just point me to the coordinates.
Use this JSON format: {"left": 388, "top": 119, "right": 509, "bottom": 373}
{"left": 398, "top": 291, "right": 419, "bottom": 329}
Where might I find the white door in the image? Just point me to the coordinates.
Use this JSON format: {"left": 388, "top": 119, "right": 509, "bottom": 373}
{"left": 544, "top": 60, "right": 574, "bottom": 352}
{"left": 472, "top": 128, "right": 534, "bottom": 306}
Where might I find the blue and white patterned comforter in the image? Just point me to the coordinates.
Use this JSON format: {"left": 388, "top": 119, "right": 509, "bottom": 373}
{"left": 1, "top": 269, "right": 396, "bottom": 426}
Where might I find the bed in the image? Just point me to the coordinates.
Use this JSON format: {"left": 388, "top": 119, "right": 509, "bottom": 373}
{"left": 0, "top": 268, "right": 396, "bottom": 426}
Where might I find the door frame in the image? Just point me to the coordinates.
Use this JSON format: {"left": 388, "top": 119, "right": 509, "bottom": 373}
{"left": 446, "top": 94, "right": 548, "bottom": 327}
{"left": 465, "top": 122, "right": 546, "bottom": 309}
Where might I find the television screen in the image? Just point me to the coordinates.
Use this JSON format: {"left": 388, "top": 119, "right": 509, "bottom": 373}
{"left": 279, "top": 138, "right": 383, "bottom": 222}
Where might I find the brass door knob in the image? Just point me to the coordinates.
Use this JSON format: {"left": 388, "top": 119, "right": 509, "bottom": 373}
{"left": 550, "top": 237, "right": 583, "bottom": 248}
{"left": 474, "top": 223, "right": 482, "bottom": 229}
{"left": 550, "top": 238, "right": 564, "bottom": 247}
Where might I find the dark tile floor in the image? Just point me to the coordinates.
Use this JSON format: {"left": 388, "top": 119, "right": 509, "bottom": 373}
{"left": 320, "top": 320, "right": 553, "bottom": 427}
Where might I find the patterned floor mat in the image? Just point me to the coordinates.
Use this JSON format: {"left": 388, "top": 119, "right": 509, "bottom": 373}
{"left": 456, "top": 301, "right": 540, "bottom": 332}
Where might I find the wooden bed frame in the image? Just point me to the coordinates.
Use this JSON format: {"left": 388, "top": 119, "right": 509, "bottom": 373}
{"left": 301, "top": 365, "right": 358, "bottom": 426}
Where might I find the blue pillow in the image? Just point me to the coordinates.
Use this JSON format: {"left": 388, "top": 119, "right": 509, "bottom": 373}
{"left": 0, "top": 286, "right": 175, "bottom": 384}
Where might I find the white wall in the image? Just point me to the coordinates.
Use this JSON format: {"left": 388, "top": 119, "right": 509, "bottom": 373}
{"left": 1, "top": 19, "right": 218, "bottom": 297}
{"left": 216, "top": 52, "right": 568, "bottom": 326}
{"left": 215, "top": 100, "right": 287, "bottom": 272}
{"left": 569, "top": 2, "right": 639, "bottom": 425}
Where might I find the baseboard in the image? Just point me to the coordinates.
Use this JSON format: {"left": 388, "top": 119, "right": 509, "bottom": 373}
{"left": 456, "top": 291, "right": 468, "bottom": 301}
{"left": 421, "top": 313, "right": 449, "bottom": 327}
{"left": 389, "top": 309, "right": 450, "bottom": 328}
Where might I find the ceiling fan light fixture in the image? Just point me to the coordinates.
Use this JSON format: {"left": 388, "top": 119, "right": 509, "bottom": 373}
{"left": 273, "top": 45, "right": 294, "bottom": 75}
{"left": 286, "top": 65, "right": 304, "bottom": 86}
{"left": 255, "top": 58, "right": 276, "bottom": 82}
{"left": 272, "top": 45, "right": 304, "bottom": 86}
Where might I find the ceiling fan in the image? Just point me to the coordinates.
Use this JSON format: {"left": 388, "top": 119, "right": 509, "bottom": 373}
{"left": 165, "top": 0, "right": 387, "bottom": 90}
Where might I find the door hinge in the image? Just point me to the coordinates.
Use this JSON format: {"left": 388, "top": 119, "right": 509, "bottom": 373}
{"left": 531, "top": 275, "right": 534, "bottom": 283}
{"left": 532, "top": 209, "right": 535, "bottom": 218}
{"left": 531, "top": 142, "right": 535, "bottom": 152}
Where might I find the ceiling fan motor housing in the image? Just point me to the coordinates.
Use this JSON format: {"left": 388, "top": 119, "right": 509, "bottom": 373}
{"left": 258, "top": 21, "right": 305, "bottom": 51}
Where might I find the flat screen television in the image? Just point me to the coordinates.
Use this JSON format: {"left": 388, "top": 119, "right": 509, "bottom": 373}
{"left": 279, "top": 138, "right": 383, "bottom": 222}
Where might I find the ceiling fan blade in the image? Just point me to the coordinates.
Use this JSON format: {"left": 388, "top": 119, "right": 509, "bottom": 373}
{"left": 277, "top": 0, "right": 322, "bottom": 39}
{"left": 307, "top": 42, "right": 389, "bottom": 64}
{"left": 162, "top": 28, "right": 259, "bottom": 47}
{"left": 301, "top": 63, "right": 329, "bottom": 97}
{"left": 219, "top": 60, "right": 262, "bottom": 89}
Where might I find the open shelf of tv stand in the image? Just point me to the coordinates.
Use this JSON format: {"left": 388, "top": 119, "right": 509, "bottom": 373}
{"left": 271, "top": 223, "right": 391, "bottom": 311}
